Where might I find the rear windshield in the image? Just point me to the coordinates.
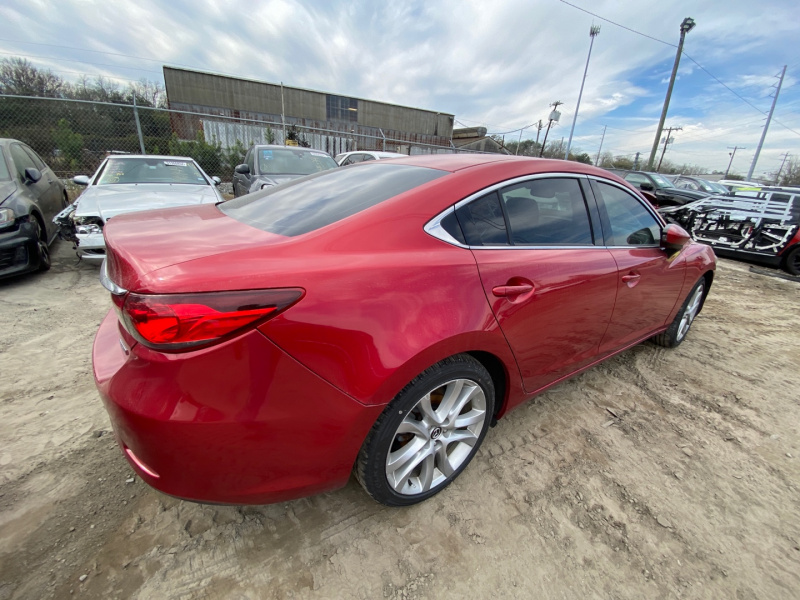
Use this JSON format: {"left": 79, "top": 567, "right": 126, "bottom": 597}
{"left": 257, "top": 148, "right": 337, "bottom": 175}
{"left": 221, "top": 163, "right": 446, "bottom": 236}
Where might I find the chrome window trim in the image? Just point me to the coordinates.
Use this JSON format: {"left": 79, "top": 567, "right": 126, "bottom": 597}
{"left": 425, "top": 173, "right": 666, "bottom": 250}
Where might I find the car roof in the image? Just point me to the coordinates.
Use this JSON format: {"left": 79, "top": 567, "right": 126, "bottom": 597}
{"left": 376, "top": 154, "right": 618, "bottom": 177}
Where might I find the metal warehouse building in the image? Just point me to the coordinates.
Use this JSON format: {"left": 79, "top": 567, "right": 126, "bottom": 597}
{"left": 163, "top": 67, "right": 455, "bottom": 155}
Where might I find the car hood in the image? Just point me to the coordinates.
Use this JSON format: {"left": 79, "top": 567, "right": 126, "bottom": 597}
{"left": 74, "top": 184, "right": 220, "bottom": 221}
{"left": 0, "top": 180, "right": 17, "bottom": 204}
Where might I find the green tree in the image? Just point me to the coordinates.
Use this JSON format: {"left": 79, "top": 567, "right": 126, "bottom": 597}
{"left": 168, "top": 131, "right": 223, "bottom": 176}
{"left": 52, "top": 119, "right": 84, "bottom": 168}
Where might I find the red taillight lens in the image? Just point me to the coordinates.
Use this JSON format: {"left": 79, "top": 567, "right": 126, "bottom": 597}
{"left": 119, "top": 288, "right": 304, "bottom": 351}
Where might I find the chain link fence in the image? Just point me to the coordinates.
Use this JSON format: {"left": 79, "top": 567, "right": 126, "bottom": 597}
{"left": 0, "top": 94, "right": 480, "bottom": 182}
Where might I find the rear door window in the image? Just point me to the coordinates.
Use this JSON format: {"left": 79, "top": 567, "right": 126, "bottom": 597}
{"left": 222, "top": 163, "right": 446, "bottom": 237}
{"left": 499, "top": 178, "right": 593, "bottom": 245}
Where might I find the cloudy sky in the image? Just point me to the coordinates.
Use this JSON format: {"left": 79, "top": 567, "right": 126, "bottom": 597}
{"left": 1, "top": 0, "right": 798, "bottom": 176}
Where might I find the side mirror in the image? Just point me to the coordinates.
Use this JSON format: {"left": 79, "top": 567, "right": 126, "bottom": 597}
{"left": 24, "top": 167, "right": 42, "bottom": 183}
{"left": 234, "top": 164, "right": 250, "bottom": 175}
{"left": 72, "top": 175, "right": 90, "bottom": 186}
{"left": 640, "top": 182, "right": 655, "bottom": 192}
{"left": 661, "top": 223, "right": 691, "bottom": 253}
{"left": 211, "top": 176, "right": 221, "bottom": 186}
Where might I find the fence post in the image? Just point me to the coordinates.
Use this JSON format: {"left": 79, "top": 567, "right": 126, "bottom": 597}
{"left": 132, "top": 95, "right": 146, "bottom": 154}
{"left": 379, "top": 128, "right": 386, "bottom": 151}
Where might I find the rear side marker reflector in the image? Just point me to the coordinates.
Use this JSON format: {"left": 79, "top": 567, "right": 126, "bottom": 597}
{"left": 118, "top": 288, "right": 304, "bottom": 351}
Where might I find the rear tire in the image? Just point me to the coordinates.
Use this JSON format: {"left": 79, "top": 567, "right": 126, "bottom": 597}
{"left": 652, "top": 278, "right": 705, "bottom": 348}
{"left": 356, "top": 354, "right": 494, "bottom": 506}
{"left": 783, "top": 246, "right": 800, "bottom": 276}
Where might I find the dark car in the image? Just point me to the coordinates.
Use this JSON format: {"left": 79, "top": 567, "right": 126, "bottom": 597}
{"left": 672, "top": 176, "right": 730, "bottom": 195}
{"left": 0, "top": 138, "right": 69, "bottom": 278}
{"left": 232, "top": 145, "right": 338, "bottom": 197}
{"left": 94, "top": 155, "right": 715, "bottom": 507}
{"left": 606, "top": 169, "right": 708, "bottom": 207}
{"left": 659, "top": 188, "right": 800, "bottom": 275}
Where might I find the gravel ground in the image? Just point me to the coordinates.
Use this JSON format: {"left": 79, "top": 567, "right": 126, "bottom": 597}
{"left": 1, "top": 239, "right": 799, "bottom": 600}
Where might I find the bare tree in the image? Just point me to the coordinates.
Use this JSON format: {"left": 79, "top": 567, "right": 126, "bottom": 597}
{"left": 0, "top": 58, "right": 64, "bottom": 97}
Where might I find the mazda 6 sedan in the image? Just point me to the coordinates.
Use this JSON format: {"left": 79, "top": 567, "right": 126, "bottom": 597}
{"left": 94, "top": 155, "right": 715, "bottom": 507}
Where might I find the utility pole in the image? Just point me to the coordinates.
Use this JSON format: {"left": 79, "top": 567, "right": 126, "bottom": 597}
{"left": 535, "top": 120, "right": 544, "bottom": 146}
{"left": 280, "top": 82, "right": 287, "bottom": 144}
{"left": 647, "top": 17, "right": 696, "bottom": 170}
{"left": 633, "top": 152, "right": 641, "bottom": 170}
{"left": 775, "top": 152, "right": 790, "bottom": 183}
{"left": 656, "top": 126, "right": 681, "bottom": 172}
{"left": 594, "top": 125, "right": 606, "bottom": 166}
{"left": 747, "top": 65, "right": 787, "bottom": 180}
{"left": 723, "top": 146, "right": 744, "bottom": 179}
{"left": 132, "top": 93, "right": 146, "bottom": 154}
{"left": 565, "top": 25, "right": 600, "bottom": 160}
{"left": 539, "top": 101, "right": 562, "bottom": 158}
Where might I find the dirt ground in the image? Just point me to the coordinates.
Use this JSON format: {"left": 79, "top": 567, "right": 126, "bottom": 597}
{"left": 1, "top": 239, "right": 799, "bottom": 600}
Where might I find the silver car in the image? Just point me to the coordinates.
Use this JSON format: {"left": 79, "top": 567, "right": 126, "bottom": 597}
{"left": 335, "top": 150, "right": 406, "bottom": 166}
{"left": 54, "top": 155, "right": 223, "bottom": 262}
{"left": 232, "top": 145, "right": 338, "bottom": 197}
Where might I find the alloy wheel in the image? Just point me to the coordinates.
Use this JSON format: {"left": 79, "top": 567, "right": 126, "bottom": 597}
{"left": 385, "top": 378, "right": 487, "bottom": 495}
{"left": 676, "top": 283, "right": 704, "bottom": 341}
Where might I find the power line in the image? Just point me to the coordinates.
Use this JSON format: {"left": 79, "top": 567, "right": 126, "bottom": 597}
{"left": 556, "top": 1, "right": 675, "bottom": 47}
{"left": 0, "top": 36, "right": 167, "bottom": 64}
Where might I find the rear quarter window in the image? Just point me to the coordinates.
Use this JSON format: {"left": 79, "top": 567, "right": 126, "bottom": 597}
{"left": 221, "top": 163, "right": 446, "bottom": 236}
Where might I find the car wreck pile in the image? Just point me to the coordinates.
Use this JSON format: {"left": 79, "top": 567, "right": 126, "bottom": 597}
{"left": 659, "top": 187, "right": 800, "bottom": 275}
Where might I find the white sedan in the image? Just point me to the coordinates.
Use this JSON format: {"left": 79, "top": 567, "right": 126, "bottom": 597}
{"left": 54, "top": 155, "right": 223, "bottom": 262}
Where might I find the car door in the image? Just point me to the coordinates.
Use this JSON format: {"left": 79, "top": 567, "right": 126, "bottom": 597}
{"left": 461, "top": 175, "right": 619, "bottom": 394}
{"left": 9, "top": 143, "right": 58, "bottom": 233}
{"left": 22, "top": 144, "right": 64, "bottom": 235}
{"left": 234, "top": 148, "right": 252, "bottom": 196}
{"left": 588, "top": 179, "right": 686, "bottom": 353}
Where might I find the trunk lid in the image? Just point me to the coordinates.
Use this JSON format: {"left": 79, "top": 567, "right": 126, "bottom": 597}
{"left": 104, "top": 204, "right": 290, "bottom": 293}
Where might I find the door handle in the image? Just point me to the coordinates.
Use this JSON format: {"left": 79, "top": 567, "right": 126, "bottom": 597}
{"left": 621, "top": 273, "right": 640, "bottom": 288}
{"left": 492, "top": 283, "right": 534, "bottom": 297}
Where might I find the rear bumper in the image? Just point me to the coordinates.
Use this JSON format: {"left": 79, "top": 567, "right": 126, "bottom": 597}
{"left": 0, "top": 218, "right": 41, "bottom": 279}
{"left": 93, "top": 310, "right": 383, "bottom": 504}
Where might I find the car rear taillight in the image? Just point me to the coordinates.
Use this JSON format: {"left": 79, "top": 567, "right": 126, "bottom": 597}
{"left": 117, "top": 289, "right": 304, "bottom": 351}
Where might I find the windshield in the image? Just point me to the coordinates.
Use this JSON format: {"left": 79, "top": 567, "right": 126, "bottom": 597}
{"left": 96, "top": 158, "right": 208, "bottom": 185}
{"left": 650, "top": 173, "right": 675, "bottom": 188}
{"left": 0, "top": 148, "right": 10, "bottom": 180}
{"left": 257, "top": 148, "right": 337, "bottom": 176}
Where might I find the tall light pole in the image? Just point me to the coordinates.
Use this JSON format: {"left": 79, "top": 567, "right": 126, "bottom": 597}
{"left": 747, "top": 65, "right": 786, "bottom": 181}
{"left": 647, "top": 17, "right": 695, "bottom": 170}
{"left": 565, "top": 25, "right": 600, "bottom": 160}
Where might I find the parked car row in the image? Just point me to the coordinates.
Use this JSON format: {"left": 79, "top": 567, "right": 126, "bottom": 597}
{"left": 604, "top": 168, "right": 709, "bottom": 207}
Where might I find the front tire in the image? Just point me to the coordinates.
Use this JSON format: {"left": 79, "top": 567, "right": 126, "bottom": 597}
{"left": 356, "top": 354, "right": 494, "bottom": 506}
{"left": 652, "top": 278, "right": 705, "bottom": 347}
{"left": 783, "top": 245, "right": 800, "bottom": 276}
{"left": 34, "top": 218, "right": 51, "bottom": 272}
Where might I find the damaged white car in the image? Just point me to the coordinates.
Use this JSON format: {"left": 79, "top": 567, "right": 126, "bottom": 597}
{"left": 54, "top": 155, "right": 223, "bottom": 261}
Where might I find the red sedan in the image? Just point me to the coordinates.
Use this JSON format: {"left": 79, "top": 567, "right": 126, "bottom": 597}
{"left": 94, "top": 155, "right": 715, "bottom": 507}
